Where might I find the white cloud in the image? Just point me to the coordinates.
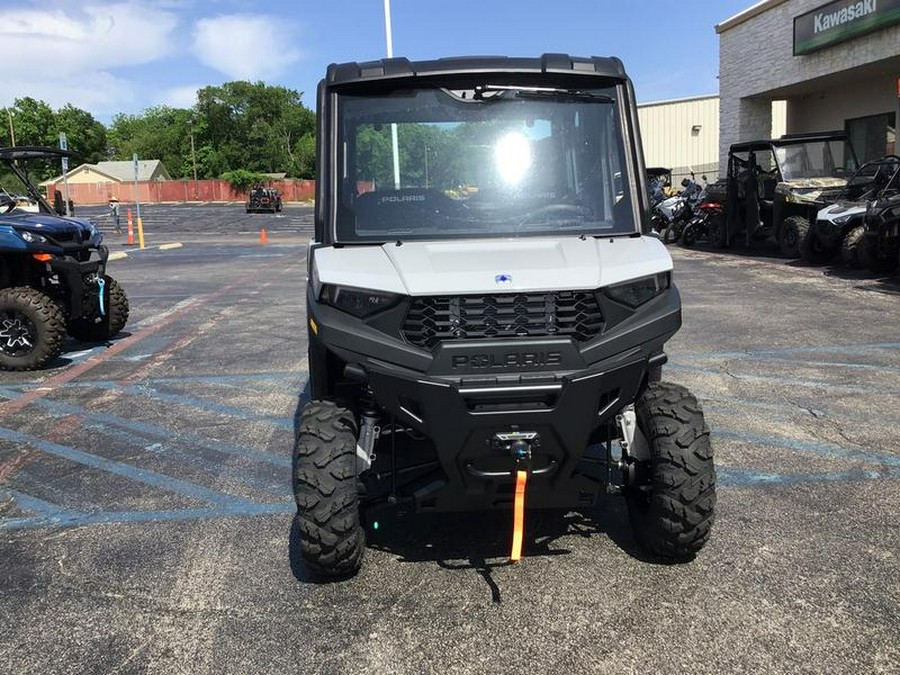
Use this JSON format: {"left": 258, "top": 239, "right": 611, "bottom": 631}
{"left": 154, "top": 84, "right": 201, "bottom": 109}
{"left": 0, "top": 2, "right": 178, "bottom": 115}
{"left": 192, "top": 14, "right": 302, "bottom": 80}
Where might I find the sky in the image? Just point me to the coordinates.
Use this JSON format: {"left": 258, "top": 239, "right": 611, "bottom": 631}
{"left": 1, "top": 0, "right": 756, "bottom": 123}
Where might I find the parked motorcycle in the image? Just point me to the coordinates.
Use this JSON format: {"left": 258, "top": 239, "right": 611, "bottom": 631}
{"left": 660, "top": 174, "right": 705, "bottom": 244}
{"left": 681, "top": 195, "right": 725, "bottom": 247}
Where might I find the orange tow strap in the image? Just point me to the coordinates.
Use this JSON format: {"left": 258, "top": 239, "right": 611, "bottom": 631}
{"left": 510, "top": 469, "right": 528, "bottom": 562}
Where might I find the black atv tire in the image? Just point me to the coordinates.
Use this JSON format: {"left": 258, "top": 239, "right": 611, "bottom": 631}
{"left": 708, "top": 215, "right": 728, "bottom": 249}
{"left": 626, "top": 382, "right": 716, "bottom": 560}
{"left": 292, "top": 400, "right": 365, "bottom": 579}
{"left": 798, "top": 224, "right": 837, "bottom": 265}
{"left": 0, "top": 287, "right": 67, "bottom": 371}
{"left": 779, "top": 216, "right": 807, "bottom": 258}
{"left": 859, "top": 235, "right": 898, "bottom": 274}
{"left": 68, "top": 277, "right": 130, "bottom": 342}
{"left": 840, "top": 225, "right": 866, "bottom": 268}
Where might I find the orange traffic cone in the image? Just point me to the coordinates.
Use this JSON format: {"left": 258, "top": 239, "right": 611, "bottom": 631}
{"left": 260, "top": 227, "right": 268, "bottom": 244}
{"left": 127, "top": 209, "right": 135, "bottom": 246}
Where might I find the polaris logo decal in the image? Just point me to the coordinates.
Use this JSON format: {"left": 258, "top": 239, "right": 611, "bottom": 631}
{"left": 451, "top": 351, "right": 562, "bottom": 369}
{"left": 379, "top": 194, "right": 426, "bottom": 204}
{"left": 814, "top": 0, "right": 876, "bottom": 33}
{"left": 495, "top": 274, "right": 512, "bottom": 286}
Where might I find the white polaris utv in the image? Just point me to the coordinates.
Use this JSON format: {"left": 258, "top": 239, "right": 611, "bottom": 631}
{"left": 294, "top": 54, "right": 716, "bottom": 578}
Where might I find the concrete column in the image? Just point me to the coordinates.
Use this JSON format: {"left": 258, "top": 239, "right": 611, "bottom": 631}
{"left": 719, "top": 96, "right": 772, "bottom": 173}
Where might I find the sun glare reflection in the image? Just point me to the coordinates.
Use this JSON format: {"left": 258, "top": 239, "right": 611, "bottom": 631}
{"left": 494, "top": 132, "right": 533, "bottom": 185}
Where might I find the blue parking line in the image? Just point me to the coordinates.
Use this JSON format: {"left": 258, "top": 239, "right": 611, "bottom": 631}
{"left": 715, "top": 430, "right": 900, "bottom": 468}
{"left": 667, "top": 363, "right": 884, "bottom": 395}
{"left": 0, "top": 387, "right": 291, "bottom": 468}
{"left": 79, "top": 382, "right": 294, "bottom": 432}
{"left": 674, "top": 341, "right": 900, "bottom": 360}
{"left": 673, "top": 353, "right": 900, "bottom": 374}
{"left": 0, "top": 427, "right": 254, "bottom": 508}
{"left": 0, "top": 501, "right": 294, "bottom": 531}
{"left": 717, "top": 466, "right": 893, "bottom": 487}
{"left": 91, "top": 423, "right": 289, "bottom": 498}
{"left": 699, "top": 395, "right": 900, "bottom": 426}
{"left": 0, "top": 487, "right": 66, "bottom": 518}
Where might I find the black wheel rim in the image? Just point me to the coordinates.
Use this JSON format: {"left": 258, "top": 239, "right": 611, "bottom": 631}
{"left": 784, "top": 228, "right": 797, "bottom": 248}
{"left": 0, "top": 310, "right": 37, "bottom": 357}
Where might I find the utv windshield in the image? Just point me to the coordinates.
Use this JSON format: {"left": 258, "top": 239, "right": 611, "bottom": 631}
{"left": 840, "top": 156, "right": 900, "bottom": 200}
{"left": 774, "top": 140, "right": 855, "bottom": 181}
{"left": 335, "top": 85, "right": 638, "bottom": 241}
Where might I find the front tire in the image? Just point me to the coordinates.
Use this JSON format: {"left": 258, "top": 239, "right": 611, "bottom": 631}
{"left": 625, "top": 382, "right": 716, "bottom": 560}
{"left": 779, "top": 216, "right": 807, "bottom": 258}
{"left": 798, "top": 224, "right": 837, "bottom": 264}
{"left": 708, "top": 215, "right": 728, "bottom": 249}
{"left": 0, "top": 287, "right": 66, "bottom": 371}
{"left": 840, "top": 225, "right": 865, "bottom": 268}
{"left": 680, "top": 221, "right": 699, "bottom": 247}
{"left": 292, "top": 400, "right": 365, "bottom": 579}
{"left": 68, "top": 277, "right": 130, "bottom": 342}
{"left": 859, "top": 235, "right": 898, "bottom": 274}
{"left": 662, "top": 221, "right": 682, "bottom": 245}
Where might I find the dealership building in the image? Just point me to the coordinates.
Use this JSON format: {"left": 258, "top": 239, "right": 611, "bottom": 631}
{"left": 717, "top": 0, "right": 900, "bottom": 170}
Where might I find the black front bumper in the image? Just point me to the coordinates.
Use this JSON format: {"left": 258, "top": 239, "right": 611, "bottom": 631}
{"left": 309, "top": 287, "right": 680, "bottom": 510}
{"left": 47, "top": 246, "right": 108, "bottom": 319}
{"left": 365, "top": 351, "right": 656, "bottom": 510}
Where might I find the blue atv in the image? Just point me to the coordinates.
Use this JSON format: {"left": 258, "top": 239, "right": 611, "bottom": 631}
{"left": 0, "top": 147, "right": 129, "bottom": 370}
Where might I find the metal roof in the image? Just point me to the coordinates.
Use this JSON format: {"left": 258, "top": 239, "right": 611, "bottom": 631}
{"left": 325, "top": 54, "right": 628, "bottom": 88}
{"left": 729, "top": 131, "right": 849, "bottom": 153}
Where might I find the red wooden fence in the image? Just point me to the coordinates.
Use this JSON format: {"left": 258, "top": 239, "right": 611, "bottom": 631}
{"left": 46, "top": 179, "right": 316, "bottom": 206}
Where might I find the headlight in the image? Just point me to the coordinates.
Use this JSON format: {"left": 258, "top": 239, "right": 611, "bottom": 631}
{"left": 87, "top": 221, "right": 98, "bottom": 237}
{"left": 604, "top": 272, "right": 670, "bottom": 308}
{"left": 19, "top": 230, "right": 47, "bottom": 244}
{"left": 319, "top": 284, "right": 401, "bottom": 318}
{"left": 832, "top": 214, "right": 853, "bottom": 226}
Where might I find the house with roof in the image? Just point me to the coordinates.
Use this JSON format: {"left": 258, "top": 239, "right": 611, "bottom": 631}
{"left": 40, "top": 159, "right": 172, "bottom": 187}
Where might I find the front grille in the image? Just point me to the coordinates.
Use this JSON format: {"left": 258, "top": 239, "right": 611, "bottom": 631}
{"left": 50, "top": 230, "right": 79, "bottom": 243}
{"left": 403, "top": 291, "right": 603, "bottom": 349}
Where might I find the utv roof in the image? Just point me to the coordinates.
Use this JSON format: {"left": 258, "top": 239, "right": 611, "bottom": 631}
{"left": 0, "top": 146, "right": 78, "bottom": 162}
{"left": 325, "top": 54, "right": 628, "bottom": 88}
{"left": 729, "top": 131, "right": 848, "bottom": 154}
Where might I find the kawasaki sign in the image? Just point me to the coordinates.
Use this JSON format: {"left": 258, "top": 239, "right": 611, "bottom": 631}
{"left": 794, "top": 0, "right": 900, "bottom": 54}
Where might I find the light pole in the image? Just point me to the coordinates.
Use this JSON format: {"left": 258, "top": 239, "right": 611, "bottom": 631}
{"left": 384, "top": 0, "right": 401, "bottom": 189}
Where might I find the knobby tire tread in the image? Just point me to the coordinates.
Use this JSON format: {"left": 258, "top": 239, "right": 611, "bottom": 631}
{"left": 68, "top": 277, "right": 130, "bottom": 342}
{"left": 0, "top": 287, "right": 67, "bottom": 371}
{"left": 628, "top": 381, "right": 716, "bottom": 560}
{"left": 292, "top": 400, "right": 365, "bottom": 578}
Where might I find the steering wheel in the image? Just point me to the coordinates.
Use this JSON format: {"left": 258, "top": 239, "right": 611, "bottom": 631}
{"left": 518, "top": 203, "right": 593, "bottom": 227}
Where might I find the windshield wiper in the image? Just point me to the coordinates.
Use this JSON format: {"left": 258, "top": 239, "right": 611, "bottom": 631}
{"left": 474, "top": 85, "right": 615, "bottom": 103}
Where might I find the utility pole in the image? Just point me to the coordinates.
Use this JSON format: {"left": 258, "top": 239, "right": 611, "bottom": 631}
{"left": 384, "top": 0, "right": 401, "bottom": 189}
{"left": 6, "top": 109, "right": 14, "bottom": 147}
{"left": 189, "top": 118, "right": 199, "bottom": 199}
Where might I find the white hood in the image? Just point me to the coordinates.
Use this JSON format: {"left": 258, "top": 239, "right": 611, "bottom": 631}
{"left": 817, "top": 201, "right": 866, "bottom": 222}
{"left": 313, "top": 236, "right": 672, "bottom": 296}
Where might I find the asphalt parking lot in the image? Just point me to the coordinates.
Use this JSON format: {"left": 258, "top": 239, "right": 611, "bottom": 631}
{"left": 1, "top": 204, "right": 899, "bottom": 674}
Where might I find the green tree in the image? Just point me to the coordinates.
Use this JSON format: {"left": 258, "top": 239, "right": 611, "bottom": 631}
{"left": 4, "top": 98, "right": 56, "bottom": 147}
{"left": 53, "top": 104, "right": 108, "bottom": 164}
{"left": 195, "top": 81, "right": 316, "bottom": 178}
{"left": 1, "top": 98, "right": 104, "bottom": 183}
{"left": 108, "top": 106, "right": 194, "bottom": 179}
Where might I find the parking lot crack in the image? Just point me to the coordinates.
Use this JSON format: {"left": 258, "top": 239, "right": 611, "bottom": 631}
{"left": 785, "top": 398, "right": 824, "bottom": 419}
